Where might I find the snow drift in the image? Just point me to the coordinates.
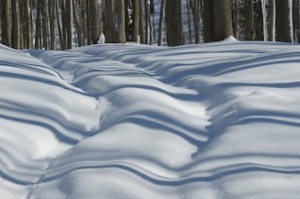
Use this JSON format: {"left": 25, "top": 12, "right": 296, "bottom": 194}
{"left": 1, "top": 41, "right": 300, "bottom": 199}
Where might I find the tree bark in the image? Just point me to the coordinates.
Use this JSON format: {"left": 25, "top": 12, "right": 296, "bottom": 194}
{"left": 56, "top": 0, "right": 63, "bottom": 49}
{"left": 49, "top": 0, "right": 57, "bottom": 49}
{"left": 275, "top": 0, "right": 291, "bottom": 42}
{"left": 1, "top": 0, "right": 12, "bottom": 47}
{"left": 234, "top": 0, "right": 239, "bottom": 39}
{"left": 186, "top": 0, "right": 192, "bottom": 44}
{"left": 203, "top": 0, "right": 233, "bottom": 42}
{"left": 133, "top": 0, "right": 140, "bottom": 43}
{"left": 254, "top": 0, "right": 264, "bottom": 41}
{"left": 119, "top": 0, "right": 126, "bottom": 43}
{"left": 35, "top": 0, "right": 42, "bottom": 48}
{"left": 90, "top": 0, "right": 101, "bottom": 44}
{"left": 22, "top": 0, "right": 32, "bottom": 49}
{"left": 41, "top": 0, "right": 48, "bottom": 49}
{"left": 66, "top": 0, "right": 73, "bottom": 48}
{"left": 145, "top": 0, "right": 151, "bottom": 44}
{"left": 192, "top": 0, "right": 201, "bottom": 43}
{"left": 158, "top": 0, "right": 166, "bottom": 46}
{"left": 105, "top": 0, "right": 116, "bottom": 42}
{"left": 293, "top": 0, "right": 300, "bottom": 42}
{"left": 139, "top": 0, "right": 144, "bottom": 43}
{"left": 166, "top": 0, "right": 184, "bottom": 46}
{"left": 268, "top": 0, "right": 275, "bottom": 41}
{"left": 244, "top": 0, "right": 255, "bottom": 40}
{"left": 12, "top": 0, "right": 21, "bottom": 49}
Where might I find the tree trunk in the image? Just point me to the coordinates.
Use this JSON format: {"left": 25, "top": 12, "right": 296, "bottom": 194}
{"left": 35, "top": 0, "right": 42, "bottom": 48}
{"left": 186, "top": 0, "right": 192, "bottom": 44}
{"left": 1, "top": 0, "right": 12, "bottom": 47}
{"left": 268, "top": 0, "right": 275, "bottom": 41}
{"left": 56, "top": 0, "right": 63, "bottom": 49}
{"left": 293, "top": 0, "right": 300, "bottom": 42}
{"left": 49, "top": 0, "right": 57, "bottom": 49}
{"left": 80, "top": 0, "right": 87, "bottom": 46}
{"left": 12, "top": 0, "right": 21, "bottom": 49}
{"left": 244, "top": 0, "right": 255, "bottom": 40}
{"left": 105, "top": 0, "right": 116, "bottom": 42}
{"left": 88, "top": 0, "right": 101, "bottom": 44}
{"left": 234, "top": 0, "right": 239, "bottom": 39}
{"left": 254, "top": 0, "right": 264, "bottom": 41}
{"left": 41, "top": 0, "right": 48, "bottom": 49}
{"left": 133, "top": 0, "right": 140, "bottom": 43}
{"left": 22, "top": 0, "right": 32, "bottom": 49}
{"left": 166, "top": 0, "right": 184, "bottom": 46}
{"left": 275, "top": 0, "right": 291, "bottom": 42}
{"left": 158, "top": 0, "right": 166, "bottom": 46}
{"left": 125, "top": 0, "right": 130, "bottom": 40}
{"left": 139, "top": 0, "right": 144, "bottom": 43}
{"left": 203, "top": 0, "right": 233, "bottom": 42}
{"left": 66, "top": 0, "right": 73, "bottom": 48}
{"left": 145, "top": 0, "right": 151, "bottom": 44}
{"left": 192, "top": 0, "right": 201, "bottom": 43}
{"left": 119, "top": 0, "right": 126, "bottom": 43}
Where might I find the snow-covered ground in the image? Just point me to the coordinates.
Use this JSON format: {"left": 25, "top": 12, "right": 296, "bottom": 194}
{"left": 1, "top": 40, "right": 300, "bottom": 199}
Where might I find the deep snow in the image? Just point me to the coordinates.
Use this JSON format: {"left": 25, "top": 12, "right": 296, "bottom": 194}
{"left": 1, "top": 40, "right": 300, "bottom": 199}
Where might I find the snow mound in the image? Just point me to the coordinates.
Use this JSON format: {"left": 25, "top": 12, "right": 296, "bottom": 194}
{"left": 1, "top": 42, "right": 300, "bottom": 199}
{"left": 223, "top": 35, "right": 239, "bottom": 42}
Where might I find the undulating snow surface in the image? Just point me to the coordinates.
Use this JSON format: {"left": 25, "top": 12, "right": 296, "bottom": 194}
{"left": 1, "top": 41, "right": 300, "bottom": 199}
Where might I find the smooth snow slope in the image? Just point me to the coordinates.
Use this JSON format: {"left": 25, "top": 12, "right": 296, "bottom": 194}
{"left": 1, "top": 41, "right": 300, "bottom": 199}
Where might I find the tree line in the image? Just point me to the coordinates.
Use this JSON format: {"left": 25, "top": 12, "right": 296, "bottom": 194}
{"left": 0, "top": 0, "right": 298, "bottom": 50}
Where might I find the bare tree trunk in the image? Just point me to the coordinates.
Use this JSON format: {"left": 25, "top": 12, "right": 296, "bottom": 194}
{"left": 139, "top": 0, "right": 144, "bottom": 43}
{"left": 61, "top": 0, "right": 67, "bottom": 49}
{"left": 293, "top": 0, "right": 300, "bottom": 42}
{"left": 166, "top": 0, "right": 184, "bottom": 46}
{"left": 49, "top": 0, "right": 57, "bottom": 49}
{"left": 66, "top": 0, "right": 73, "bottom": 48}
{"left": 244, "top": 0, "right": 255, "bottom": 40}
{"left": 90, "top": 0, "right": 101, "bottom": 44}
{"left": 35, "top": 0, "right": 42, "bottom": 48}
{"left": 41, "top": 0, "right": 49, "bottom": 49}
{"left": 12, "top": 0, "right": 21, "bottom": 49}
{"left": 145, "top": 0, "right": 151, "bottom": 44}
{"left": 254, "top": 0, "right": 264, "bottom": 41}
{"left": 73, "top": 0, "right": 82, "bottom": 46}
{"left": 186, "top": 0, "right": 192, "bottom": 44}
{"left": 56, "top": 0, "right": 63, "bottom": 49}
{"left": 80, "top": 0, "right": 88, "bottom": 45}
{"left": 105, "top": 0, "right": 116, "bottom": 42}
{"left": 2, "top": 0, "right": 12, "bottom": 47}
{"left": 203, "top": 0, "right": 233, "bottom": 42}
{"left": 158, "top": 0, "right": 166, "bottom": 46}
{"left": 119, "top": 0, "right": 126, "bottom": 43}
{"left": 192, "top": 0, "right": 201, "bottom": 43}
{"left": 268, "top": 0, "right": 275, "bottom": 41}
{"left": 86, "top": 0, "right": 92, "bottom": 44}
{"left": 234, "top": 0, "right": 239, "bottom": 39}
{"left": 133, "top": 0, "right": 140, "bottom": 42}
{"left": 275, "top": 0, "right": 291, "bottom": 42}
{"left": 23, "top": 0, "right": 32, "bottom": 49}
{"left": 125, "top": 0, "right": 129, "bottom": 40}
{"left": 151, "top": 1, "right": 156, "bottom": 42}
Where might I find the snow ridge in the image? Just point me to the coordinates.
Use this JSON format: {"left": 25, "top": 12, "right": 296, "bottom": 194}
{"left": 1, "top": 42, "right": 300, "bottom": 198}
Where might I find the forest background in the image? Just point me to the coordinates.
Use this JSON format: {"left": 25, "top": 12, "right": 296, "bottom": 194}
{"left": 0, "top": 0, "right": 297, "bottom": 50}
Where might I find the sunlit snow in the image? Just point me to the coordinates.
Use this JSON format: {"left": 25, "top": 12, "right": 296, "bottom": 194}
{"left": 1, "top": 40, "right": 300, "bottom": 199}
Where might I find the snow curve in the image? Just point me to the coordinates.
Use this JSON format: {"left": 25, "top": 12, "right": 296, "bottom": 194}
{"left": 1, "top": 41, "right": 300, "bottom": 198}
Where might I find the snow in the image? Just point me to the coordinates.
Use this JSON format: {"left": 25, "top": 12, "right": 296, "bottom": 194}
{"left": 1, "top": 41, "right": 300, "bottom": 198}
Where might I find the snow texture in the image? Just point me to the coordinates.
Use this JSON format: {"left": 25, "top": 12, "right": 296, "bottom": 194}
{"left": 1, "top": 40, "right": 300, "bottom": 198}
